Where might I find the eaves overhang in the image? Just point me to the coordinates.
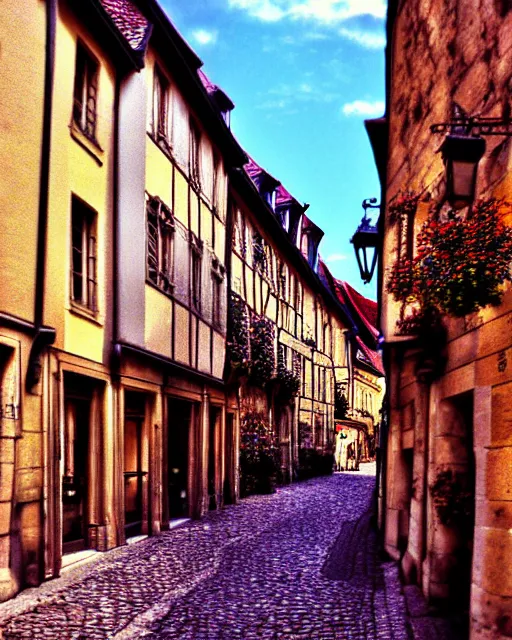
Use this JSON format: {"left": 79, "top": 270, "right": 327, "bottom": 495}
{"left": 364, "top": 117, "right": 388, "bottom": 190}
{"left": 72, "top": 0, "right": 147, "bottom": 71}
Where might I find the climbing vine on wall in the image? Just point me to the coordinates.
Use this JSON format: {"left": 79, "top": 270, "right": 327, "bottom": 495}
{"left": 239, "top": 410, "right": 280, "bottom": 496}
{"left": 227, "top": 292, "right": 250, "bottom": 373}
{"left": 249, "top": 314, "right": 275, "bottom": 386}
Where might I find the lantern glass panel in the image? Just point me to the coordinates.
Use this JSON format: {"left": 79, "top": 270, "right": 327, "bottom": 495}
{"left": 451, "top": 159, "right": 477, "bottom": 201}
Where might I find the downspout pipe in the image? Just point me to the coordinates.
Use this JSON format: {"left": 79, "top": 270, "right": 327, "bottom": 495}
{"left": 111, "top": 72, "right": 122, "bottom": 380}
{"left": 27, "top": 0, "right": 58, "bottom": 392}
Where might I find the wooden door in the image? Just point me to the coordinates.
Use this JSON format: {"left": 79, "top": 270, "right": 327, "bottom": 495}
{"left": 124, "top": 417, "right": 145, "bottom": 537}
{"left": 167, "top": 399, "right": 191, "bottom": 518}
{"left": 62, "top": 398, "right": 89, "bottom": 554}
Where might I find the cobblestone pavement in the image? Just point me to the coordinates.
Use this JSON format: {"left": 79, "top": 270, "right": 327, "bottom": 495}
{"left": 0, "top": 465, "right": 409, "bottom": 640}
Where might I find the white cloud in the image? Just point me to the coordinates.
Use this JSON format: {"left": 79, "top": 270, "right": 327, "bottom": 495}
{"left": 191, "top": 29, "right": 218, "bottom": 45}
{"left": 305, "top": 31, "right": 329, "bottom": 41}
{"left": 341, "top": 99, "right": 384, "bottom": 116}
{"left": 339, "top": 27, "right": 385, "bottom": 49}
{"left": 325, "top": 253, "right": 348, "bottom": 262}
{"left": 228, "top": 0, "right": 386, "bottom": 24}
{"left": 299, "top": 82, "right": 313, "bottom": 93}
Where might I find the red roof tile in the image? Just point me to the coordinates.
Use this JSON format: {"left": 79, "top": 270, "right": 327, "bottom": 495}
{"left": 334, "top": 280, "right": 379, "bottom": 341}
{"left": 355, "top": 336, "right": 384, "bottom": 375}
{"left": 99, "top": 0, "right": 151, "bottom": 51}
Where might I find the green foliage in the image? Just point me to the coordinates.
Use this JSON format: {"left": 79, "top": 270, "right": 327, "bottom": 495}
{"left": 227, "top": 292, "right": 250, "bottom": 373}
{"left": 274, "top": 346, "right": 300, "bottom": 401}
{"left": 249, "top": 315, "right": 275, "bottom": 386}
{"left": 334, "top": 385, "right": 349, "bottom": 419}
{"left": 239, "top": 411, "right": 280, "bottom": 496}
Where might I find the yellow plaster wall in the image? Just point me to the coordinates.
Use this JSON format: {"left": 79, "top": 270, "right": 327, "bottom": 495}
{"left": 214, "top": 218, "right": 225, "bottom": 260}
{"left": 174, "top": 304, "right": 189, "bottom": 364}
{"left": 145, "top": 286, "right": 171, "bottom": 358}
{"left": 64, "top": 312, "right": 103, "bottom": 362}
{"left": 0, "top": 2, "right": 46, "bottom": 321}
{"left": 198, "top": 321, "right": 211, "bottom": 374}
{"left": 174, "top": 170, "right": 189, "bottom": 227}
{"left": 145, "top": 139, "right": 172, "bottom": 206}
{"left": 46, "top": 8, "right": 115, "bottom": 360}
{"left": 200, "top": 202, "right": 212, "bottom": 247}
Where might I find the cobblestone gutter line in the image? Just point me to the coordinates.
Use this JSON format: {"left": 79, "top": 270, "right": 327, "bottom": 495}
{"left": 0, "top": 467, "right": 411, "bottom": 640}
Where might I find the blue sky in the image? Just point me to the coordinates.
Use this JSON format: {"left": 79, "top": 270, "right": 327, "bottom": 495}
{"left": 161, "top": 0, "right": 386, "bottom": 299}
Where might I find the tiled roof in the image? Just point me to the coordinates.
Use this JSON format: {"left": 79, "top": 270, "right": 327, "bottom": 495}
{"left": 198, "top": 69, "right": 235, "bottom": 112}
{"left": 334, "top": 280, "right": 379, "bottom": 341}
{"left": 244, "top": 156, "right": 280, "bottom": 188}
{"left": 99, "top": 0, "right": 151, "bottom": 52}
{"left": 301, "top": 214, "right": 324, "bottom": 239}
{"left": 276, "top": 184, "right": 299, "bottom": 207}
{"left": 355, "top": 335, "right": 384, "bottom": 376}
{"left": 198, "top": 69, "right": 217, "bottom": 94}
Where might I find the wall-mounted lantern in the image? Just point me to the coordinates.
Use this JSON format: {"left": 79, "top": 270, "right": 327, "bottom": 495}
{"left": 431, "top": 104, "right": 512, "bottom": 207}
{"left": 439, "top": 134, "right": 486, "bottom": 209}
{"left": 351, "top": 198, "right": 380, "bottom": 284}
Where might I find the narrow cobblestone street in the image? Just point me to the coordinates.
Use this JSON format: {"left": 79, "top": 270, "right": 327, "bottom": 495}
{"left": 0, "top": 466, "right": 409, "bottom": 640}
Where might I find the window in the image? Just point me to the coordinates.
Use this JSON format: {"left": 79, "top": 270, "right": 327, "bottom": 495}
{"left": 146, "top": 197, "right": 175, "bottom": 294}
{"left": 212, "top": 152, "right": 222, "bottom": 214}
{"left": 278, "top": 262, "right": 287, "bottom": 299}
{"left": 71, "top": 197, "right": 97, "bottom": 312}
{"left": 153, "top": 66, "right": 170, "bottom": 145}
{"left": 253, "top": 233, "right": 266, "bottom": 273}
{"left": 295, "top": 281, "right": 302, "bottom": 313}
{"left": 211, "top": 257, "right": 225, "bottom": 328}
{"left": 73, "top": 41, "right": 99, "bottom": 141}
{"left": 190, "top": 121, "right": 201, "bottom": 186}
{"left": 190, "top": 233, "right": 203, "bottom": 310}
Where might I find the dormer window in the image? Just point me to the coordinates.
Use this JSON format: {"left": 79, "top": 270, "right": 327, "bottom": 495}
{"left": 278, "top": 207, "right": 290, "bottom": 232}
{"left": 261, "top": 189, "right": 274, "bottom": 208}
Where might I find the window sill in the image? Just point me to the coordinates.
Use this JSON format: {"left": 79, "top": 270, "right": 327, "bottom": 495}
{"left": 70, "top": 123, "right": 104, "bottom": 166}
{"left": 69, "top": 303, "right": 103, "bottom": 326}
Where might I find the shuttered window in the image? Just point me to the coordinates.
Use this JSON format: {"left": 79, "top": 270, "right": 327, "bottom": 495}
{"left": 146, "top": 197, "right": 175, "bottom": 294}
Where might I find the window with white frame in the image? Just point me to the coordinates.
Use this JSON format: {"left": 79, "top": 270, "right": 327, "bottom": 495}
{"left": 71, "top": 197, "right": 97, "bottom": 312}
{"left": 146, "top": 196, "right": 175, "bottom": 294}
{"left": 73, "top": 41, "right": 99, "bottom": 141}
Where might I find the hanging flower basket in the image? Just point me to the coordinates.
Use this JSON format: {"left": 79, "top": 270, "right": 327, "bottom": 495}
{"left": 388, "top": 198, "right": 512, "bottom": 322}
{"left": 388, "top": 191, "right": 420, "bottom": 226}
